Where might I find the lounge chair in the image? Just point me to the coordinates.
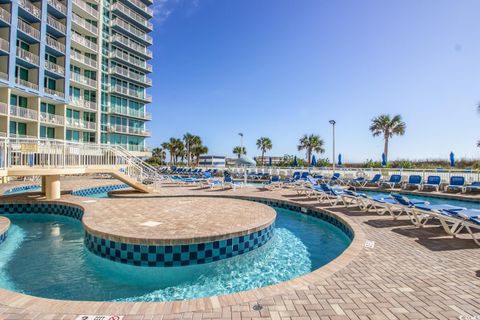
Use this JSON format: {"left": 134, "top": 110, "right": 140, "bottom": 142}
{"left": 444, "top": 176, "right": 465, "bottom": 193}
{"left": 380, "top": 174, "right": 402, "bottom": 189}
{"left": 362, "top": 174, "right": 382, "bottom": 187}
{"left": 312, "top": 184, "right": 348, "bottom": 206}
{"left": 444, "top": 208, "right": 480, "bottom": 245}
{"left": 463, "top": 182, "right": 480, "bottom": 194}
{"left": 410, "top": 203, "right": 465, "bottom": 228}
{"left": 263, "top": 175, "right": 283, "bottom": 190}
{"left": 420, "top": 176, "right": 441, "bottom": 192}
{"left": 222, "top": 176, "right": 244, "bottom": 191}
{"left": 402, "top": 175, "right": 422, "bottom": 190}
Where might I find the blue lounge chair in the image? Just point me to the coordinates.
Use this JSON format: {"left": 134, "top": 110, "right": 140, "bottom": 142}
{"left": 420, "top": 176, "right": 441, "bottom": 192}
{"left": 263, "top": 175, "right": 283, "bottom": 190}
{"left": 222, "top": 176, "right": 244, "bottom": 190}
{"left": 436, "top": 208, "right": 480, "bottom": 246}
{"left": 381, "top": 174, "right": 402, "bottom": 189}
{"left": 445, "top": 176, "right": 465, "bottom": 193}
{"left": 313, "top": 184, "right": 348, "bottom": 206}
{"left": 410, "top": 203, "right": 465, "bottom": 228}
{"left": 463, "top": 182, "right": 480, "bottom": 193}
{"left": 402, "top": 175, "right": 422, "bottom": 190}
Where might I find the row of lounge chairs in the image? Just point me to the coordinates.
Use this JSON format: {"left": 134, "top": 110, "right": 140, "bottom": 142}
{"left": 295, "top": 175, "right": 480, "bottom": 246}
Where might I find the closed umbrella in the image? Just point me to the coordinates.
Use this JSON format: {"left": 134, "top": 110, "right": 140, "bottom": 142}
{"left": 293, "top": 156, "right": 298, "bottom": 167}
{"left": 450, "top": 152, "right": 455, "bottom": 167}
{"left": 311, "top": 154, "right": 317, "bottom": 167}
{"left": 269, "top": 157, "right": 272, "bottom": 166}
{"left": 338, "top": 154, "right": 342, "bottom": 166}
{"left": 381, "top": 153, "right": 387, "bottom": 167}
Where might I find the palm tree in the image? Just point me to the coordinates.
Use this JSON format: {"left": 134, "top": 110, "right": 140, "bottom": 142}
{"left": 233, "top": 146, "right": 246, "bottom": 159}
{"left": 152, "top": 147, "right": 166, "bottom": 162}
{"left": 256, "top": 137, "right": 273, "bottom": 165}
{"left": 297, "top": 134, "right": 325, "bottom": 165}
{"left": 161, "top": 141, "right": 174, "bottom": 164}
{"left": 183, "top": 133, "right": 202, "bottom": 165}
{"left": 162, "top": 138, "right": 184, "bottom": 164}
{"left": 369, "top": 114, "right": 406, "bottom": 160}
{"left": 192, "top": 144, "right": 209, "bottom": 165}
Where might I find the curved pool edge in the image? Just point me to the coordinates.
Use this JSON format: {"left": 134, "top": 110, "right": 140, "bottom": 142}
{"left": 0, "top": 216, "right": 10, "bottom": 246}
{"left": 0, "top": 194, "right": 365, "bottom": 315}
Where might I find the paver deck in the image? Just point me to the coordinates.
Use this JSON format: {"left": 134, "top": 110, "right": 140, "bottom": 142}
{"left": 0, "top": 177, "right": 479, "bottom": 320}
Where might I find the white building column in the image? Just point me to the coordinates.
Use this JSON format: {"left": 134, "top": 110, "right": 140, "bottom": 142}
{"left": 44, "top": 175, "right": 61, "bottom": 200}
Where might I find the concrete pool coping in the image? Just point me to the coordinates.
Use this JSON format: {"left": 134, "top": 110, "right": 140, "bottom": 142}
{"left": 0, "top": 190, "right": 365, "bottom": 316}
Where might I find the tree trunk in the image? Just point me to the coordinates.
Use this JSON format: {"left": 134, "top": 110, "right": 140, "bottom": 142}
{"left": 384, "top": 135, "right": 389, "bottom": 161}
{"left": 262, "top": 150, "right": 265, "bottom": 166}
{"left": 307, "top": 149, "right": 312, "bottom": 166}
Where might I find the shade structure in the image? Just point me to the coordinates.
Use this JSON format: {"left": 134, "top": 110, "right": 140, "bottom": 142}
{"left": 235, "top": 155, "right": 256, "bottom": 167}
{"left": 311, "top": 154, "right": 317, "bottom": 166}
{"left": 381, "top": 153, "right": 387, "bottom": 166}
{"left": 450, "top": 152, "right": 455, "bottom": 167}
{"left": 338, "top": 154, "right": 342, "bottom": 166}
{"left": 293, "top": 156, "right": 298, "bottom": 167}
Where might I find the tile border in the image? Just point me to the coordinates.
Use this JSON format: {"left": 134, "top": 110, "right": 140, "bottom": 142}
{"left": 2, "top": 184, "right": 41, "bottom": 195}
{"left": 71, "top": 184, "right": 129, "bottom": 197}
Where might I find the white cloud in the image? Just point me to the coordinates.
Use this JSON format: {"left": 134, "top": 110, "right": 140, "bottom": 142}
{"left": 150, "top": 0, "right": 200, "bottom": 23}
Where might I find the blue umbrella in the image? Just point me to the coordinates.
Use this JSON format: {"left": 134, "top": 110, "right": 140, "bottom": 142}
{"left": 268, "top": 157, "right": 272, "bottom": 166}
{"left": 310, "top": 154, "right": 317, "bottom": 167}
{"left": 338, "top": 154, "right": 342, "bottom": 166}
{"left": 450, "top": 152, "right": 455, "bottom": 167}
{"left": 293, "top": 156, "right": 298, "bottom": 167}
{"left": 381, "top": 153, "right": 387, "bottom": 166}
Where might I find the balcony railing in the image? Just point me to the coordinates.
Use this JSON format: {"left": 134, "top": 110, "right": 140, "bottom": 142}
{"left": 110, "top": 50, "right": 152, "bottom": 72}
{"left": 15, "top": 78, "right": 39, "bottom": 90}
{"left": 0, "top": 102, "right": 7, "bottom": 115}
{"left": 45, "top": 60, "right": 65, "bottom": 75}
{"left": 46, "top": 35, "right": 66, "bottom": 53}
{"left": 71, "top": 33, "right": 98, "bottom": 52}
{"left": 44, "top": 87, "right": 65, "bottom": 98}
{"left": 110, "top": 34, "right": 152, "bottom": 58}
{"left": 47, "top": 0, "right": 67, "bottom": 15}
{"left": 109, "top": 66, "right": 152, "bottom": 86}
{"left": 66, "top": 118, "right": 96, "bottom": 130}
{"left": 0, "top": 6, "right": 11, "bottom": 24}
{"left": 70, "top": 51, "right": 97, "bottom": 68}
{"left": 69, "top": 97, "right": 97, "bottom": 111}
{"left": 122, "top": 0, "right": 153, "bottom": 17}
{"left": 16, "top": 47, "right": 39, "bottom": 65}
{"left": 47, "top": 14, "right": 66, "bottom": 34}
{"left": 18, "top": 19, "right": 40, "bottom": 40}
{"left": 40, "top": 112, "right": 65, "bottom": 125}
{"left": 111, "top": 18, "right": 152, "bottom": 44}
{"left": 0, "top": 72, "right": 8, "bottom": 80}
{"left": 10, "top": 105, "right": 38, "bottom": 121}
{"left": 72, "top": 13, "right": 98, "bottom": 35}
{"left": 19, "top": 0, "right": 41, "bottom": 19}
{"left": 109, "top": 84, "right": 151, "bottom": 102}
{"left": 109, "top": 106, "right": 152, "bottom": 120}
{"left": 112, "top": 2, "right": 152, "bottom": 30}
{"left": 109, "top": 124, "right": 150, "bottom": 136}
{"left": 70, "top": 73, "right": 97, "bottom": 88}
{"left": 0, "top": 38, "right": 9, "bottom": 52}
{"left": 72, "top": 0, "right": 99, "bottom": 18}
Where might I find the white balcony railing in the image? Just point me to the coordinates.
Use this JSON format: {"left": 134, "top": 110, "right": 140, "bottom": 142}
{"left": 40, "top": 112, "right": 65, "bottom": 125}
{"left": 0, "top": 6, "right": 11, "bottom": 24}
{"left": 45, "top": 60, "right": 65, "bottom": 75}
{"left": 47, "top": 14, "right": 66, "bottom": 33}
{"left": 72, "top": 13, "right": 98, "bottom": 35}
{"left": 111, "top": 18, "right": 152, "bottom": 44}
{"left": 48, "top": 0, "right": 67, "bottom": 15}
{"left": 71, "top": 32, "right": 98, "bottom": 52}
{"left": 69, "top": 97, "right": 97, "bottom": 111}
{"left": 70, "top": 51, "right": 97, "bottom": 68}
{"left": 0, "top": 38, "right": 9, "bottom": 52}
{"left": 110, "top": 50, "right": 152, "bottom": 72}
{"left": 66, "top": 118, "right": 96, "bottom": 130}
{"left": 15, "top": 78, "right": 39, "bottom": 90}
{"left": 18, "top": 19, "right": 40, "bottom": 40}
{"left": 112, "top": 2, "right": 152, "bottom": 30}
{"left": 109, "top": 106, "right": 152, "bottom": 120}
{"left": 109, "top": 66, "right": 152, "bottom": 86}
{"left": 10, "top": 105, "right": 38, "bottom": 120}
{"left": 109, "top": 84, "right": 151, "bottom": 102}
{"left": 0, "top": 102, "right": 7, "bottom": 115}
{"left": 46, "top": 35, "right": 66, "bottom": 52}
{"left": 72, "top": 0, "right": 99, "bottom": 18}
{"left": 70, "top": 73, "right": 97, "bottom": 88}
{"left": 44, "top": 87, "right": 65, "bottom": 98}
{"left": 110, "top": 34, "right": 152, "bottom": 58}
{"left": 16, "top": 47, "right": 39, "bottom": 65}
{"left": 19, "top": 0, "right": 41, "bottom": 19}
{"left": 109, "top": 124, "right": 150, "bottom": 136}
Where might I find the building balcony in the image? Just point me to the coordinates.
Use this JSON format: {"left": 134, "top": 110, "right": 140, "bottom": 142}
{"left": 15, "top": 78, "right": 39, "bottom": 91}
{"left": 40, "top": 112, "right": 65, "bottom": 126}
{"left": 0, "top": 102, "right": 7, "bottom": 115}
{"left": 110, "top": 34, "right": 152, "bottom": 59}
{"left": 120, "top": 0, "right": 153, "bottom": 18}
{"left": 70, "top": 72, "right": 97, "bottom": 89}
{"left": 111, "top": 2, "right": 152, "bottom": 31}
{"left": 46, "top": 35, "right": 66, "bottom": 53}
{"left": 18, "top": 19, "right": 40, "bottom": 41}
{"left": 69, "top": 97, "right": 97, "bottom": 111}
{"left": 108, "top": 84, "right": 151, "bottom": 103}
{"left": 72, "top": 0, "right": 99, "bottom": 19}
{"left": 109, "top": 50, "right": 152, "bottom": 73}
{"left": 66, "top": 118, "right": 96, "bottom": 131}
{"left": 108, "top": 124, "right": 150, "bottom": 136}
{"left": 47, "top": 14, "right": 66, "bottom": 34}
{"left": 16, "top": 47, "right": 39, "bottom": 66}
{"left": 70, "top": 51, "right": 97, "bottom": 69}
{"left": 45, "top": 60, "right": 65, "bottom": 75}
{"left": 71, "top": 32, "right": 98, "bottom": 53}
{"left": 47, "top": 0, "right": 67, "bottom": 16}
{"left": 72, "top": 13, "right": 98, "bottom": 36}
{"left": 111, "top": 17, "right": 152, "bottom": 45}
{"left": 0, "top": 38, "right": 9, "bottom": 53}
{"left": 10, "top": 105, "right": 38, "bottom": 121}
{"left": 18, "top": 0, "right": 41, "bottom": 20}
{"left": 0, "top": 6, "right": 11, "bottom": 24}
{"left": 109, "top": 66, "right": 152, "bottom": 87}
{"left": 0, "top": 72, "right": 8, "bottom": 81}
{"left": 108, "top": 106, "right": 152, "bottom": 120}
{"left": 44, "top": 87, "right": 65, "bottom": 98}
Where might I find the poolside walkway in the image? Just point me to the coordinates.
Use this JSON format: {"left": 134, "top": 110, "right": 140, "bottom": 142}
{"left": 0, "top": 177, "right": 479, "bottom": 319}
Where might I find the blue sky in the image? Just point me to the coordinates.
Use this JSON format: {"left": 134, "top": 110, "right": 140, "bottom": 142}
{"left": 147, "top": 0, "right": 480, "bottom": 162}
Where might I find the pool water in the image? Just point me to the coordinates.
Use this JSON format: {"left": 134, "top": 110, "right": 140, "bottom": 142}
{"left": 87, "top": 192, "right": 110, "bottom": 198}
{"left": 4, "top": 186, "right": 41, "bottom": 195}
{"left": 0, "top": 207, "right": 351, "bottom": 302}
{"left": 362, "top": 190, "right": 480, "bottom": 210}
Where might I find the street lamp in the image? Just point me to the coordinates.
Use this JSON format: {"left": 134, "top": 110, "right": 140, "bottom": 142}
{"left": 329, "top": 120, "right": 336, "bottom": 172}
{"left": 238, "top": 132, "right": 244, "bottom": 155}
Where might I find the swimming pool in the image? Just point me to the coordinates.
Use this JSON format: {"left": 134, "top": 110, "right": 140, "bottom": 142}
{"left": 362, "top": 190, "right": 480, "bottom": 210}
{"left": 3, "top": 185, "right": 41, "bottom": 195}
{"left": 0, "top": 205, "right": 351, "bottom": 302}
{"left": 71, "top": 184, "right": 129, "bottom": 198}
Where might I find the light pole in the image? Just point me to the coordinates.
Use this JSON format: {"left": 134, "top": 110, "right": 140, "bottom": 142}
{"left": 238, "top": 132, "right": 246, "bottom": 184}
{"left": 329, "top": 120, "right": 336, "bottom": 172}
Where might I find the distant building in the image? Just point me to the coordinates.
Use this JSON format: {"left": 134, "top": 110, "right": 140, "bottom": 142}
{"left": 255, "top": 156, "right": 283, "bottom": 166}
{"left": 199, "top": 155, "right": 225, "bottom": 167}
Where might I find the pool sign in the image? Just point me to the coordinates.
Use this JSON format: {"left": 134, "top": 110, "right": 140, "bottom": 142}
{"left": 75, "top": 316, "right": 124, "bottom": 320}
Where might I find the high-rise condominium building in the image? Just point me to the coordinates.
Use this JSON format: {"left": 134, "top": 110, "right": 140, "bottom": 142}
{"left": 0, "top": 0, "right": 153, "bottom": 156}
